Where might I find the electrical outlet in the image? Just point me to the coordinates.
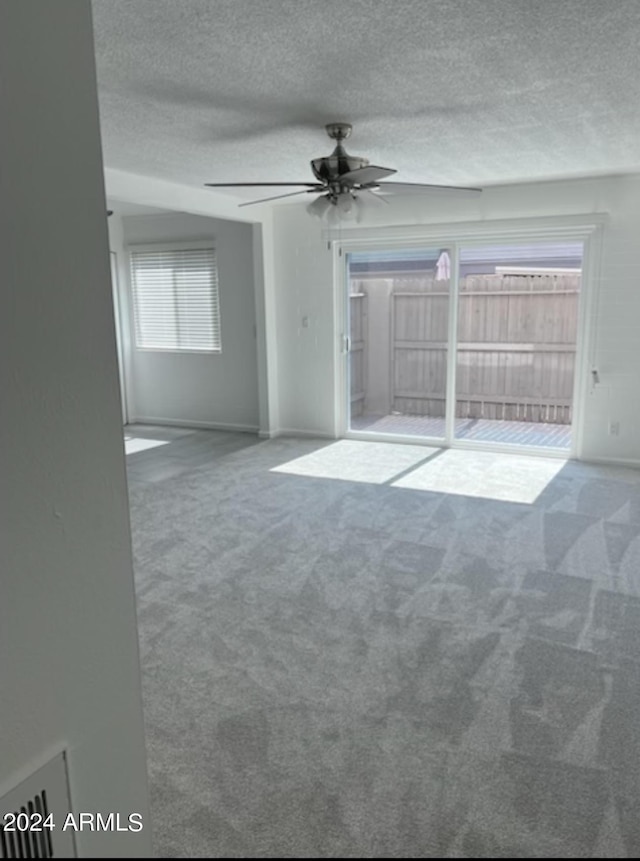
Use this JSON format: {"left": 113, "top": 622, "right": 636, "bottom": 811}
{"left": 609, "top": 420, "right": 620, "bottom": 436}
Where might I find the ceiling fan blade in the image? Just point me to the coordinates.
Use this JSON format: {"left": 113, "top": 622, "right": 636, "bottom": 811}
{"left": 339, "top": 165, "right": 397, "bottom": 185}
{"left": 376, "top": 181, "right": 482, "bottom": 193}
{"left": 205, "top": 181, "right": 321, "bottom": 188}
{"left": 238, "top": 189, "right": 315, "bottom": 207}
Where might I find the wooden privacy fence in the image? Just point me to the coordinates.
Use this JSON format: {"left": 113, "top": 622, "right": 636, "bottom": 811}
{"left": 350, "top": 272, "right": 580, "bottom": 424}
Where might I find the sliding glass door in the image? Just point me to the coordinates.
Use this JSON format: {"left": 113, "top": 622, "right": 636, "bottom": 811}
{"left": 345, "top": 238, "right": 584, "bottom": 453}
{"left": 347, "top": 247, "right": 451, "bottom": 441}
{"left": 453, "top": 242, "right": 582, "bottom": 449}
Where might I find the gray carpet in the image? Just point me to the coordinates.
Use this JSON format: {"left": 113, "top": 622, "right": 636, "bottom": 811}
{"left": 128, "top": 434, "right": 640, "bottom": 858}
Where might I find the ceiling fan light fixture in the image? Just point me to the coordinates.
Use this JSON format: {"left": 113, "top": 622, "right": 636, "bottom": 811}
{"left": 337, "top": 191, "right": 354, "bottom": 214}
{"left": 337, "top": 191, "right": 364, "bottom": 223}
{"left": 306, "top": 194, "right": 332, "bottom": 219}
{"left": 307, "top": 190, "right": 363, "bottom": 224}
{"left": 327, "top": 203, "right": 342, "bottom": 227}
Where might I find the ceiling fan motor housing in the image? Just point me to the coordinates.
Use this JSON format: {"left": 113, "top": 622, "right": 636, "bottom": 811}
{"left": 311, "top": 147, "right": 369, "bottom": 186}
{"left": 311, "top": 122, "right": 369, "bottom": 190}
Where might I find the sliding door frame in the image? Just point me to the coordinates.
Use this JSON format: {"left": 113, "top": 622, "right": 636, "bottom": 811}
{"left": 333, "top": 214, "right": 605, "bottom": 459}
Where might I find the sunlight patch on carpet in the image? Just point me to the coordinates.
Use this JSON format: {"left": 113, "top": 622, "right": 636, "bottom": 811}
{"left": 392, "top": 449, "right": 567, "bottom": 503}
{"left": 125, "top": 437, "right": 170, "bottom": 455}
{"left": 270, "top": 439, "right": 440, "bottom": 484}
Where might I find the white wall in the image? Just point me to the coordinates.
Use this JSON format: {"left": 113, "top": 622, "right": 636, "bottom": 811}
{"left": 252, "top": 215, "right": 281, "bottom": 436}
{"left": 122, "top": 213, "right": 259, "bottom": 431}
{"left": 271, "top": 175, "right": 640, "bottom": 464}
{"left": 0, "top": 1, "right": 152, "bottom": 856}
{"left": 107, "top": 210, "right": 131, "bottom": 423}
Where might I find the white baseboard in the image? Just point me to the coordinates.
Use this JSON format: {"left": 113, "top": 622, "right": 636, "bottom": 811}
{"left": 128, "top": 418, "right": 640, "bottom": 468}
{"left": 580, "top": 455, "right": 640, "bottom": 469}
{"left": 275, "top": 428, "right": 336, "bottom": 439}
{"left": 129, "top": 416, "right": 259, "bottom": 434}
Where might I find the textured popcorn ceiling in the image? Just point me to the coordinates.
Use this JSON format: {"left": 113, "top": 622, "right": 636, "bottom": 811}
{"left": 92, "top": 0, "right": 640, "bottom": 197}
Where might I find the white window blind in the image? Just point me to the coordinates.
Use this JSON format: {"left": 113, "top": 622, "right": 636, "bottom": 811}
{"left": 130, "top": 245, "right": 221, "bottom": 352}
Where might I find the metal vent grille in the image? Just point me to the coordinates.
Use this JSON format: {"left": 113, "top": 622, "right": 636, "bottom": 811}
{"left": 1, "top": 790, "right": 54, "bottom": 858}
{"left": 0, "top": 753, "right": 76, "bottom": 859}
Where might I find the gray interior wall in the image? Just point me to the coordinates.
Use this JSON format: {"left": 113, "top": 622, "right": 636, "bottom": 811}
{"left": 0, "top": 1, "right": 152, "bottom": 855}
{"left": 122, "top": 213, "right": 259, "bottom": 430}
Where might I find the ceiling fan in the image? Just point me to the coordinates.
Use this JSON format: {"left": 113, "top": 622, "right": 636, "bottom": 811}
{"left": 204, "top": 122, "right": 481, "bottom": 219}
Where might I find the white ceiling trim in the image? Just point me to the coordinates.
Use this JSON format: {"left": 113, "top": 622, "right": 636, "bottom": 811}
{"left": 104, "top": 167, "right": 264, "bottom": 223}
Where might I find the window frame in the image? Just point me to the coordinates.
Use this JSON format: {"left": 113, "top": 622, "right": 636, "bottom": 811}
{"left": 127, "top": 239, "right": 222, "bottom": 355}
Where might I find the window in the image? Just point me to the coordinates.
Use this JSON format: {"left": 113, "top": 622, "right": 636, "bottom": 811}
{"left": 129, "top": 243, "right": 221, "bottom": 352}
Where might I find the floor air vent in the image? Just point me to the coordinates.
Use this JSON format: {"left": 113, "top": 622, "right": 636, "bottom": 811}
{"left": 1, "top": 753, "right": 76, "bottom": 858}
